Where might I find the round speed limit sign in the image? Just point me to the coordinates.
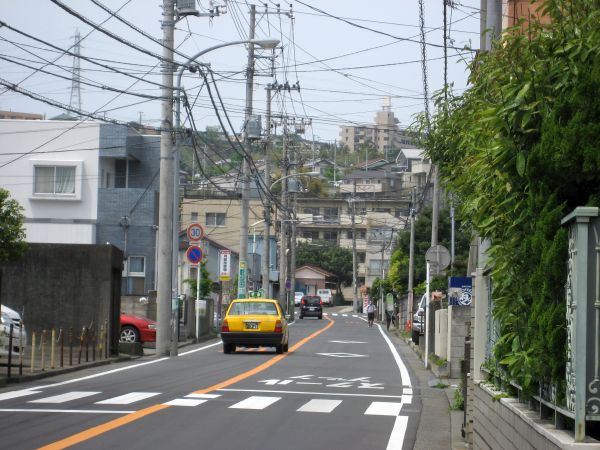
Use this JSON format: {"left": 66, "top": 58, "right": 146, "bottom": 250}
{"left": 187, "top": 223, "right": 205, "bottom": 242}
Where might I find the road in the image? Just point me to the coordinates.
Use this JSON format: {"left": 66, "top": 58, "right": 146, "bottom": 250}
{"left": 0, "top": 311, "right": 421, "bottom": 450}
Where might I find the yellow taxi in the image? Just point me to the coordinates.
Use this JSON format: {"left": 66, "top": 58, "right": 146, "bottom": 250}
{"left": 221, "top": 298, "right": 289, "bottom": 354}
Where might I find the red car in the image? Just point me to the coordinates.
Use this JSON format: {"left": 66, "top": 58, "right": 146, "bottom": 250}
{"left": 120, "top": 313, "right": 156, "bottom": 343}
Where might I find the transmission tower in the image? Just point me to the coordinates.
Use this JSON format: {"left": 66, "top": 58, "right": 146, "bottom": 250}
{"left": 69, "top": 30, "right": 82, "bottom": 115}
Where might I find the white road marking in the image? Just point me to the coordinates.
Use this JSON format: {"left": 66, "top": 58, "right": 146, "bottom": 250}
{"left": 331, "top": 313, "right": 339, "bottom": 316}
{"left": 342, "top": 314, "right": 348, "bottom": 317}
{"left": 329, "top": 340, "right": 366, "bottom": 344}
{"left": 0, "top": 408, "right": 133, "bottom": 414}
{"left": 95, "top": 392, "right": 160, "bottom": 405}
{"left": 178, "top": 341, "right": 222, "bottom": 356}
{"left": 376, "top": 323, "right": 412, "bottom": 398}
{"left": 352, "top": 314, "right": 358, "bottom": 318}
{"left": 386, "top": 416, "right": 409, "bottom": 450}
{"left": 185, "top": 393, "right": 220, "bottom": 399}
{"left": 29, "top": 391, "right": 101, "bottom": 404}
{"left": 164, "top": 398, "right": 207, "bottom": 407}
{"left": 297, "top": 399, "right": 342, "bottom": 413}
{"left": 364, "top": 402, "right": 403, "bottom": 416}
{"left": 290, "top": 375, "right": 314, "bottom": 379}
{"left": 0, "top": 390, "right": 41, "bottom": 401}
{"left": 218, "top": 388, "right": 403, "bottom": 399}
{"left": 258, "top": 379, "right": 280, "bottom": 385}
{"left": 229, "top": 396, "right": 281, "bottom": 410}
{"left": 296, "top": 382, "right": 322, "bottom": 385}
{"left": 316, "top": 352, "right": 368, "bottom": 358}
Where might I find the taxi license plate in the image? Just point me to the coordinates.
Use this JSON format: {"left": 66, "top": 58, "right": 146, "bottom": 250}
{"left": 245, "top": 321, "right": 259, "bottom": 329}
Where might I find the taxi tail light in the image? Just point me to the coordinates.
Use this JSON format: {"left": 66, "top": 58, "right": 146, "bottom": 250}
{"left": 320, "top": 299, "right": 323, "bottom": 305}
{"left": 221, "top": 319, "right": 229, "bottom": 332}
{"left": 274, "top": 320, "right": 283, "bottom": 333}
{"left": 301, "top": 299, "right": 305, "bottom": 305}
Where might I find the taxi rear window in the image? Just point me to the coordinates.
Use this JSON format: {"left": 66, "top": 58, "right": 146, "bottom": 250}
{"left": 228, "top": 302, "right": 278, "bottom": 316}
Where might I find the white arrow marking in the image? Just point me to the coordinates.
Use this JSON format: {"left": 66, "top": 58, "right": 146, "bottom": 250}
{"left": 278, "top": 380, "right": 293, "bottom": 385}
{"left": 316, "top": 352, "right": 368, "bottom": 358}
{"left": 289, "top": 375, "right": 314, "bottom": 380}
{"left": 258, "top": 379, "right": 280, "bottom": 385}
{"left": 358, "top": 383, "right": 384, "bottom": 389}
{"left": 326, "top": 382, "right": 353, "bottom": 388}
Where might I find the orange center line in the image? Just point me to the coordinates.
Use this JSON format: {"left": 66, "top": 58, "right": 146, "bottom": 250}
{"left": 38, "top": 316, "right": 335, "bottom": 449}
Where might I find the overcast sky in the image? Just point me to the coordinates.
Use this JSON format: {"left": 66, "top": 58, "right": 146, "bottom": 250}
{"left": 0, "top": 0, "right": 481, "bottom": 142}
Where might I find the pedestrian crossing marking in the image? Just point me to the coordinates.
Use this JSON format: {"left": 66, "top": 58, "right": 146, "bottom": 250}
{"left": 297, "top": 399, "right": 342, "bottom": 413}
{"left": 229, "top": 396, "right": 281, "bottom": 410}
{"left": 364, "top": 402, "right": 403, "bottom": 416}
{"left": 29, "top": 391, "right": 101, "bottom": 404}
{"left": 185, "top": 393, "right": 220, "bottom": 399}
{"left": 95, "top": 392, "right": 160, "bottom": 405}
{"left": 0, "top": 390, "right": 41, "bottom": 401}
{"left": 164, "top": 398, "right": 208, "bottom": 407}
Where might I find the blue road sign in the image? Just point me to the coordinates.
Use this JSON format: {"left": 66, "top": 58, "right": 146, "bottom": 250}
{"left": 186, "top": 246, "right": 203, "bottom": 265}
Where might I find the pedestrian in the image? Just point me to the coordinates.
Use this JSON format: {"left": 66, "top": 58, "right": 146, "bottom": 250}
{"left": 366, "top": 301, "right": 376, "bottom": 328}
{"left": 385, "top": 309, "right": 391, "bottom": 331}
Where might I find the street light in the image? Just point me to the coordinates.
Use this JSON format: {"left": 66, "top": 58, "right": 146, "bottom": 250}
{"left": 157, "top": 36, "right": 280, "bottom": 357}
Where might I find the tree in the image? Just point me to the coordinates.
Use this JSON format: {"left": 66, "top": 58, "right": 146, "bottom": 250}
{"left": 295, "top": 242, "right": 353, "bottom": 293}
{"left": 183, "top": 261, "right": 213, "bottom": 298}
{"left": 0, "top": 189, "right": 27, "bottom": 263}
{"left": 388, "top": 205, "right": 471, "bottom": 296}
{"left": 410, "top": 0, "right": 600, "bottom": 395}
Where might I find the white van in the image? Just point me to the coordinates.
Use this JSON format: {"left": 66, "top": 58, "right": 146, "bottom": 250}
{"left": 317, "top": 289, "right": 333, "bottom": 306}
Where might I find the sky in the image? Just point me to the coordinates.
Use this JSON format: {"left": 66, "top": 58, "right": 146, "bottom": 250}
{"left": 0, "top": 0, "right": 481, "bottom": 143}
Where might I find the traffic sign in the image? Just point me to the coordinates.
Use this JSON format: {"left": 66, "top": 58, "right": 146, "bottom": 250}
{"left": 219, "top": 250, "right": 231, "bottom": 281}
{"left": 186, "top": 246, "right": 204, "bottom": 265}
{"left": 187, "top": 223, "right": 205, "bottom": 242}
{"left": 425, "top": 244, "right": 451, "bottom": 276}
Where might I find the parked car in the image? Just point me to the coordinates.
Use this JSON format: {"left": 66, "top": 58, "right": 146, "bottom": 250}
{"left": 0, "top": 311, "right": 25, "bottom": 357}
{"left": 220, "top": 298, "right": 289, "bottom": 354}
{"left": 413, "top": 294, "right": 427, "bottom": 334}
{"left": 316, "top": 289, "right": 333, "bottom": 306}
{"left": 299, "top": 295, "right": 323, "bottom": 320}
{"left": 120, "top": 313, "right": 156, "bottom": 343}
{"left": 1, "top": 305, "right": 27, "bottom": 349}
{"left": 294, "top": 292, "right": 304, "bottom": 306}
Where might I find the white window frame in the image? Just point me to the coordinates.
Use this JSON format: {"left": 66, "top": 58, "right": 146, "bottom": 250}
{"left": 206, "top": 212, "right": 225, "bottom": 227}
{"left": 30, "top": 160, "right": 83, "bottom": 200}
{"left": 124, "top": 256, "right": 145, "bottom": 277}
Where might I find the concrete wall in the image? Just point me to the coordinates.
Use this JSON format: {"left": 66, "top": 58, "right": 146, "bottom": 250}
{"left": 0, "top": 243, "right": 122, "bottom": 355}
{"left": 447, "top": 305, "right": 470, "bottom": 378}
{"left": 473, "top": 383, "right": 600, "bottom": 450}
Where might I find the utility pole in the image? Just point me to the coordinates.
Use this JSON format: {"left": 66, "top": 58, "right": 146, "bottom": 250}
{"left": 485, "top": 0, "right": 502, "bottom": 51}
{"left": 278, "top": 120, "right": 289, "bottom": 311}
{"left": 289, "top": 192, "right": 297, "bottom": 318}
{"left": 351, "top": 179, "right": 358, "bottom": 312}
{"left": 431, "top": 165, "right": 439, "bottom": 246}
{"left": 238, "top": 4, "right": 256, "bottom": 299}
{"left": 408, "top": 188, "right": 416, "bottom": 329}
{"left": 262, "top": 85, "right": 272, "bottom": 298}
{"left": 156, "top": 0, "right": 175, "bottom": 357}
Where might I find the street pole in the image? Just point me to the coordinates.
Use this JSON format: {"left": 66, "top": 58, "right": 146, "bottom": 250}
{"left": 289, "top": 192, "right": 297, "bottom": 318}
{"left": 156, "top": 0, "right": 175, "bottom": 357}
{"left": 238, "top": 4, "right": 256, "bottom": 300}
{"left": 262, "top": 86, "right": 272, "bottom": 298}
{"left": 408, "top": 188, "right": 416, "bottom": 330}
{"left": 351, "top": 179, "right": 358, "bottom": 312}
{"left": 278, "top": 120, "right": 289, "bottom": 312}
{"left": 195, "top": 263, "right": 201, "bottom": 341}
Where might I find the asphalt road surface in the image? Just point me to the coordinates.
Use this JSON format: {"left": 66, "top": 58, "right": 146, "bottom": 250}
{"left": 0, "top": 311, "right": 420, "bottom": 450}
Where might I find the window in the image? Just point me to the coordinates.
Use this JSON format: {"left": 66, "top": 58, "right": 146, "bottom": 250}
{"left": 358, "top": 252, "right": 366, "bottom": 264}
{"left": 191, "top": 212, "right": 198, "bottom": 222}
{"left": 323, "top": 231, "right": 338, "bottom": 242}
{"left": 127, "top": 256, "right": 145, "bottom": 276}
{"left": 34, "top": 165, "right": 76, "bottom": 195}
{"left": 303, "top": 231, "right": 319, "bottom": 240}
{"left": 347, "top": 230, "right": 353, "bottom": 239}
{"left": 206, "top": 212, "right": 225, "bottom": 226}
{"left": 303, "top": 207, "right": 319, "bottom": 215}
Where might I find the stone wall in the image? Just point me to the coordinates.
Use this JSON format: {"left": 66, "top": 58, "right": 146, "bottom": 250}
{"left": 473, "top": 383, "right": 600, "bottom": 450}
{"left": 447, "top": 305, "right": 470, "bottom": 378}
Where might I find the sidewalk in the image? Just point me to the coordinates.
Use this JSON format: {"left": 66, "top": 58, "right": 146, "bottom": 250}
{"left": 382, "top": 322, "right": 468, "bottom": 450}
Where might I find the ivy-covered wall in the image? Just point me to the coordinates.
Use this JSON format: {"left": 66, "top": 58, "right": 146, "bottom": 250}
{"left": 413, "top": 0, "right": 600, "bottom": 399}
